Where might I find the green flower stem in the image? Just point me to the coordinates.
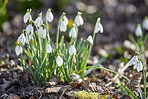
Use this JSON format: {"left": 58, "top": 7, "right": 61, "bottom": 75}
{"left": 124, "top": 86, "right": 139, "bottom": 99}
{"left": 55, "top": 12, "right": 65, "bottom": 50}
{"left": 135, "top": 51, "right": 147, "bottom": 98}
{"left": 86, "top": 66, "right": 130, "bottom": 82}
{"left": 45, "top": 16, "right": 51, "bottom": 41}
{"left": 31, "top": 20, "right": 42, "bottom": 61}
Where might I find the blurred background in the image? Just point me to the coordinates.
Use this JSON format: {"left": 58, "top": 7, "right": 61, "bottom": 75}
{"left": 0, "top": 0, "right": 148, "bottom": 64}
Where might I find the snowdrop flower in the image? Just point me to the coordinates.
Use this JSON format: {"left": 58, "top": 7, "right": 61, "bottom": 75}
{"left": 129, "top": 56, "right": 137, "bottom": 66}
{"left": 94, "top": 18, "right": 103, "bottom": 33}
{"left": 75, "top": 12, "right": 84, "bottom": 26}
{"left": 15, "top": 45, "right": 23, "bottom": 56}
{"left": 129, "top": 56, "right": 143, "bottom": 72}
{"left": 47, "top": 41, "right": 52, "bottom": 53}
{"left": 23, "top": 9, "right": 32, "bottom": 23}
{"left": 63, "top": 16, "right": 68, "bottom": 25}
{"left": 69, "top": 24, "right": 77, "bottom": 38}
{"left": 18, "top": 34, "right": 26, "bottom": 45}
{"left": 26, "top": 24, "right": 34, "bottom": 35}
{"left": 133, "top": 60, "right": 143, "bottom": 72}
{"left": 60, "top": 15, "right": 68, "bottom": 32}
{"left": 56, "top": 56, "right": 63, "bottom": 66}
{"left": 38, "top": 26, "right": 46, "bottom": 39}
{"left": 87, "top": 35, "right": 93, "bottom": 44}
{"left": 69, "top": 45, "right": 76, "bottom": 56}
{"left": 46, "top": 8, "right": 54, "bottom": 22}
{"left": 135, "top": 24, "right": 142, "bottom": 37}
{"left": 142, "top": 16, "right": 148, "bottom": 30}
{"left": 35, "top": 13, "right": 43, "bottom": 27}
{"left": 60, "top": 20, "right": 67, "bottom": 32}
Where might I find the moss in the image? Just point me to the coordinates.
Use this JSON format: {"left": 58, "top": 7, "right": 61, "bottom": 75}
{"left": 75, "top": 90, "right": 99, "bottom": 99}
{"left": 75, "top": 90, "right": 112, "bottom": 99}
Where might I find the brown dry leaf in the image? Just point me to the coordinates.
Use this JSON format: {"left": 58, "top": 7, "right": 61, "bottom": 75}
{"left": 127, "top": 72, "right": 142, "bottom": 91}
{"left": 7, "top": 94, "right": 20, "bottom": 99}
{"left": 18, "top": 72, "right": 30, "bottom": 86}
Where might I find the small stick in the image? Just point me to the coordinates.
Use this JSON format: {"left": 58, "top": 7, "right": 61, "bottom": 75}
{"left": 106, "top": 62, "right": 129, "bottom": 87}
{"left": 108, "top": 86, "right": 122, "bottom": 99}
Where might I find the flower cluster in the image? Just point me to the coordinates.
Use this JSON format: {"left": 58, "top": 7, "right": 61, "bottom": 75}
{"left": 15, "top": 8, "right": 103, "bottom": 85}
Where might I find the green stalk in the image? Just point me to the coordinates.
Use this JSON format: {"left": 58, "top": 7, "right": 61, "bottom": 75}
{"left": 86, "top": 66, "right": 130, "bottom": 82}
{"left": 55, "top": 12, "right": 65, "bottom": 50}
{"left": 31, "top": 20, "right": 42, "bottom": 61}
{"left": 135, "top": 51, "right": 147, "bottom": 98}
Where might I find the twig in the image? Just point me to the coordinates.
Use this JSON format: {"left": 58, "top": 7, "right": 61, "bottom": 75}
{"left": 105, "top": 62, "right": 129, "bottom": 87}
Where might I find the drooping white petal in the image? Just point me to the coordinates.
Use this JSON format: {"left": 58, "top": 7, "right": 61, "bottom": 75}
{"left": 23, "top": 12, "right": 29, "bottom": 23}
{"left": 38, "top": 27, "right": 43, "bottom": 38}
{"left": 18, "top": 34, "right": 26, "bottom": 45}
{"left": 56, "top": 56, "right": 63, "bottom": 66}
{"left": 15, "top": 45, "right": 23, "bottom": 56}
{"left": 98, "top": 23, "right": 103, "bottom": 33}
{"left": 60, "top": 21, "right": 67, "bottom": 32}
{"left": 43, "top": 29, "right": 46, "bottom": 39}
{"left": 35, "top": 13, "right": 43, "bottom": 27}
{"left": 47, "top": 42, "right": 52, "bottom": 53}
{"left": 94, "top": 22, "right": 100, "bottom": 33}
{"left": 63, "top": 16, "right": 68, "bottom": 25}
{"left": 129, "top": 56, "right": 136, "bottom": 66}
{"left": 26, "top": 24, "right": 34, "bottom": 34}
{"left": 46, "top": 9, "right": 54, "bottom": 22}
{"left": 69, "top": 45, "right": 76, "bottom": 56}
{"left": 75, "top": 15, "right": 84, "bottom": 26}
{"left": 38, "top": 27, "right": 46, "bottom": 39}
{"left": 142, "top": 17, "right": 148, "bottom": 30}
{"left": 69, "top": 27, "right": 76, "bottom": 38}
{"left": 87, "top": 35, "right": 93, "bottom": 44}
{"left": 135, "top": 24, "right": 142, "bottom": 37}
{"left": 136, "top": 61, "right": 143, "bottom": 72}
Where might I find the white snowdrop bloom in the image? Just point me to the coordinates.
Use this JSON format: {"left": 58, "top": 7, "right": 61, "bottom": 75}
{"left": 129, "top": 55, "right": 143, "bottom": 72}
{"left": 75, "top": 12, "right": 84, "bottom": 26}
{"left": 135, "top": 24, "right": 142, "bottom": 37}
{"left": 15, "top": 45, "right": 23, "bottom": 56}
{"left": 46, "top": 9, "right": 54, "bottom": 22}
{"left": 133, "top": 59, "right": 143, "bottom": 72}
{"left": 23, "top": 9, "right": 32, "bottom": 23}
{"left": 18, "top": 34, "right": 26, "bottom": 45}
{"left": 47, "top": 42, "right": 52, "bottom": 53}
{"left": 142, "top": 17, "right": 148, "bottom": 30}
{"left": 38, "top": 27, "right": 46, "bottom": 39}
{"left": 35, "top": 13, "right": 43, "bottom": 27}
{"left": 69, "top": 27, "right": 76, "bottom": 38}
{"left": 26, "top": 24, "right": 34, "bottom": 35}
{"left": 60, "top": 20, "right": 67, "bottom": 32}
{"left": 136, "top": 61, "right": 143, "bottom": 72}
{"left": 69, "top": 45, "right": 76, "bottom": 56}
{"left": 87, "top": 35, "right": 93, "bottom": 44}
{"left": 56, "top": 56, "right": 63, "bottom": 66}
{"left": 129, "top": 56, "right": 137, "bottom": 66}
{"left": 63, "top": 16, "right": 68, "bottom": 25}
{"left": 94, "top": 18, "right": 103, "bottom": 33}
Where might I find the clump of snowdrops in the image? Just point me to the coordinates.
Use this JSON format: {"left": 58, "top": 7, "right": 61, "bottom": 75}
{"left": 15, "top": 9, "right": 103, "bottom": 85}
